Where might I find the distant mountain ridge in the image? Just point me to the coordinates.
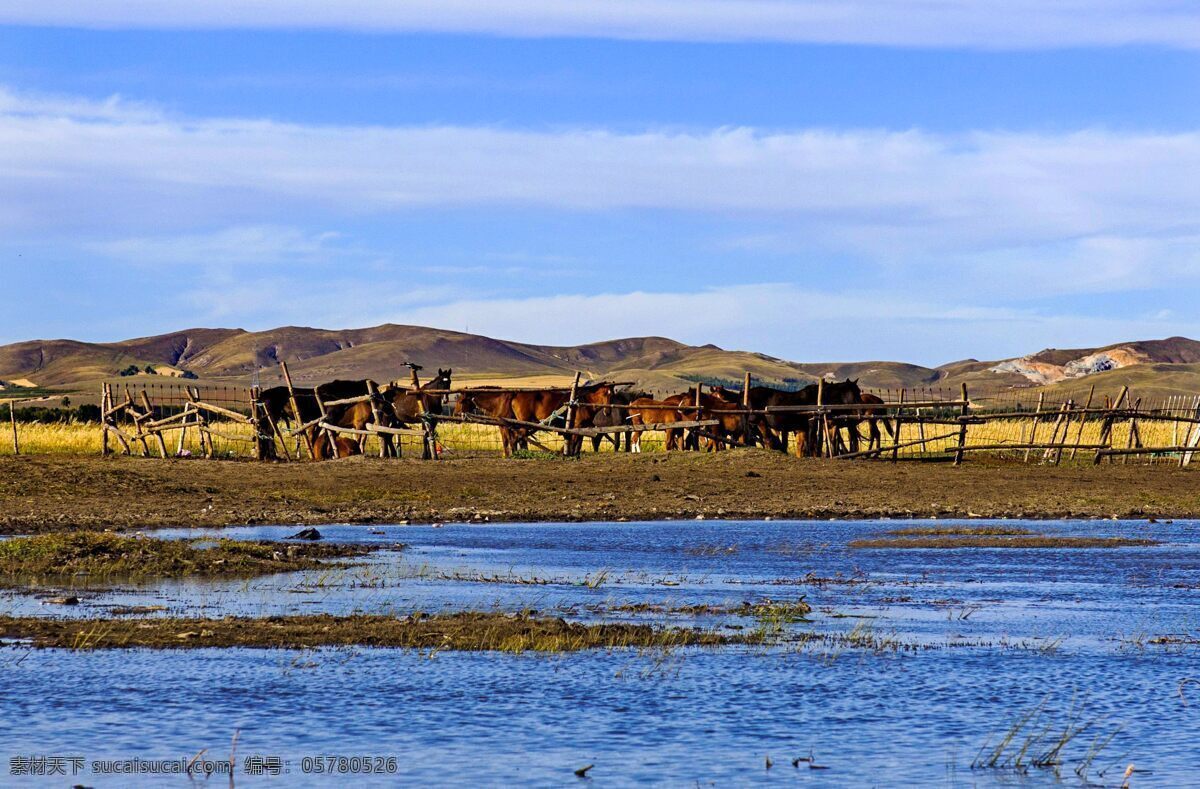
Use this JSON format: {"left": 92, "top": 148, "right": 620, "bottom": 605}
{"left": 2, "top": 325, "right": 1199, "bottom": 398}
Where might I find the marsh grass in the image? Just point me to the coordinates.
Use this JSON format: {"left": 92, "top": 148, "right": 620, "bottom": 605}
{"left": 0, "top": 531, "right": 375, "bottom": 580}
{"left": 972, "top": 694, "right": 1121, "bottom": 781}
{"left": 884, "top": 526, "right": 1036, "bottom": 537}
{"left": 0, "top": 611, "right": 744, "bottom": 652}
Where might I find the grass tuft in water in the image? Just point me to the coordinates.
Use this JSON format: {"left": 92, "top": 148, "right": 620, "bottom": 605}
{"left": 0, "top": 611, "right": 745, "bottom": 652}
{"left": 0, "top": 531, "right": 378, "bottom": 580}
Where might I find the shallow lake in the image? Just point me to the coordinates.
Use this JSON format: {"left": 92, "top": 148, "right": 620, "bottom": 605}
{"left": 2, "top": 518, "right": 1198, "bottom": 786}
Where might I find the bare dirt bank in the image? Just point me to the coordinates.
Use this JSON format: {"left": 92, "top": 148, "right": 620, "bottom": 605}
{"left": 1, "top": 452, "right": 1196, "bottom": 534}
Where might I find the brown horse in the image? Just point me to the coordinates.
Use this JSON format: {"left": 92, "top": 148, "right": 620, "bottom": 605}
{"left": 313, "top": 389, "right": 400, "bottom": 459}
{"left": 504, "top": 383, "right": 613, "bottom": 456}
{"left": 312, "top": 432, "right": 363, "bottom": 459}
{"left": 563, "top": 383, "right": 616, "bottom": 456}
{"left": 454, "top": 383, "right": 613, "bottom": 457}
{"left": 627, "top": 397, "right": 687, "bottom": 452}
{"left": 692, "top": 388, "right": 748, "bottom": 450}
{"left": 590, "top": 390, "right": 636, "bottom": 453}
{"left": 454, "top": 388, "right": 519, "bottom": 457}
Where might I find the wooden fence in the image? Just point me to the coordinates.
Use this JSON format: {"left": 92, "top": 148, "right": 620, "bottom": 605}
{"left": 3, "top": 372, "right": 1195, "bottom": 467}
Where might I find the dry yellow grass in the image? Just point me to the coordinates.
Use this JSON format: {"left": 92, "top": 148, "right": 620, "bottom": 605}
{"left": 4, "top": 410, "right": 1194, "bottom": 464}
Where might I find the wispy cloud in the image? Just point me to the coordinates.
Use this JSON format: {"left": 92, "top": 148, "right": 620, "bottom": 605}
{"left": 88, "top": 225, "right": 356, "bottom": 267}
{"left": 4, "top": 1, "right": 1200, "bottom": 49}
{"left": 392, "top": 284, "right": 1200, "bottom": 364}
{"left": 5, "top": 86, "right": 1200, "bottom": 297}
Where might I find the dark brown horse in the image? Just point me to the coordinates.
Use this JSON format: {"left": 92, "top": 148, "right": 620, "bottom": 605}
{"left": 805, "top": 379, "right": 865, "bottom": 456}
{"left": 312, "top": 386, "right": 402, "bottom": 459}
{"left": 260, "top": 378, "right": 388, "bottom": 453}
{"left": 838, "top": 391, "right": 893, "bottom": 453}
{"left": 385, "top": 368, "right": 452, "bottom": 458}
{"left": 742, "top": 385, "right": 816, "bottom": 453}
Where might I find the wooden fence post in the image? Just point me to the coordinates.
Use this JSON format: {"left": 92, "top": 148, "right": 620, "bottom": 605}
{"left": 140, "top": 389, "right": 168, "bottom": 458}
{"left": 562, "top": 372, "right": 582, "bottom": 457}
{"left": 366, "top": 380, "right": 389, "bottom": 458}
{"left": 813, "top": 378, "right": 824, "bottom": 458}
{"left": 280, "top": 361, "right": 315, "bottom": 460}
{"left": 248, "top": 386, "right": 268, "bottom": 461}
{"left": 742, "top": 372, "right": 751, "bottom": 447}
{"left": 313, "top": 387, "right": 336, "bottom": 458}
{"left": 7, "top": 397, "right": 17, "bottom": 456}
{"left": 1051, "top": 400, "right": 1074, "bottom": 465}
{"left": 187, "top": 386, "right": 212, "bottom": 459}
{"left": 891, "top": 389, "right": 905, "bottom": 462}
{"left": 176, "top": 404, "right": 192, "bottom": 457}
{"left": 124, "top": 386, "right": 149, "bottom": 457}
{"left": 1069, "top": 385, "right": 1095, "bottom": 461}
{"left": 1123, "top": 397, "right": 1143, "bottom": 465}
{"left": 1094, "top": 386, "right": 1128, "bottom": 465}
{"left": 100, "top": 384, "right": 110, "bottom": 456}
{"left": 1041, "top": 400, "right": 1069, "bottom": 464}
{"left": 953, "top": 383, "right": 970, "bottom": 466}
{"left": 1181, "top": 395, "right": 1200, "bottom": 467}
{"left": 1024, "top": 392, "right": 1045, "bottom": 463}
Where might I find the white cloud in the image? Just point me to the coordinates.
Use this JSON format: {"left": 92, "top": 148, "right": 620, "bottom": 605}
{"left": 390, "top": 284, "right": 1200, "bottom": 364}
{"left": 5, "top": 86, "right": 1200, "bottom": 298}
{"left": 3, "top": 1, "right": 1200, "bottom": 49}
{"left": 88, "top": 225, "right": 354, "bottom": 267}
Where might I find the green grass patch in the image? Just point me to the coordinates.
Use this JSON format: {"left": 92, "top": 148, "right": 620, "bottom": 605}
{"left": 0, "top": 531, "right": 376, "bottom": 579}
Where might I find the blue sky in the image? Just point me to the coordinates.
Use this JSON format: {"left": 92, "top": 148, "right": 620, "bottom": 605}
{"left": 2, "top": 2, "right": 1200, "bottom": 365}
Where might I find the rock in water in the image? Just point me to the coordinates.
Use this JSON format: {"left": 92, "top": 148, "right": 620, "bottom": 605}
{"left": 289, "top": 527, "right": 322, "bottom": 541}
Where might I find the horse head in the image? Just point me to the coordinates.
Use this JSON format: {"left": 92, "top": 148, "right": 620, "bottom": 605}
{"left": 453, "top": 392, "right": 474, "bottom": 416}
{"left": 709, "top": 385, "right": 740, "bottom": 403}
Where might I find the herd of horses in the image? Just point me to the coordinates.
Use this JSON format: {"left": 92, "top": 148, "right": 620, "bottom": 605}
{"left": 259, "top": 369, "right": 894, "bottom": 461}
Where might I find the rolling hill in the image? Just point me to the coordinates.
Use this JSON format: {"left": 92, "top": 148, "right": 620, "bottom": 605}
{"left": 2, "top": 325, "right": 1199, "bottom": 401}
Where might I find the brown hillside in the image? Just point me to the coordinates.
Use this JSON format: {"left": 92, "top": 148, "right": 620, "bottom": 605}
{"left": 2, "top": 324, "right": 1199, "bottom": 399}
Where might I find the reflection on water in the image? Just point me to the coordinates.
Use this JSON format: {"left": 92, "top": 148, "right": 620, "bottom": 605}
{"left": 2, "top": 518, "right": 1197, "bottom": 785}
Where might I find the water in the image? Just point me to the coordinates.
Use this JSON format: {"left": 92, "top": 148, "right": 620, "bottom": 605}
{"left": 2, "top": 519, "right": 1198, "bottom": 786}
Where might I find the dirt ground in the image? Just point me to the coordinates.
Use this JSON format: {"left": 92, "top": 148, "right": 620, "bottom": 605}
{"left": 0, "top": 451, "right": 1197, "bottom": 534}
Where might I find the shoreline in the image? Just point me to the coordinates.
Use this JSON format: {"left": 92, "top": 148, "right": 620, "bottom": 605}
{"left": 3, "top": 452, "right": 1196, "bottom": 533}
